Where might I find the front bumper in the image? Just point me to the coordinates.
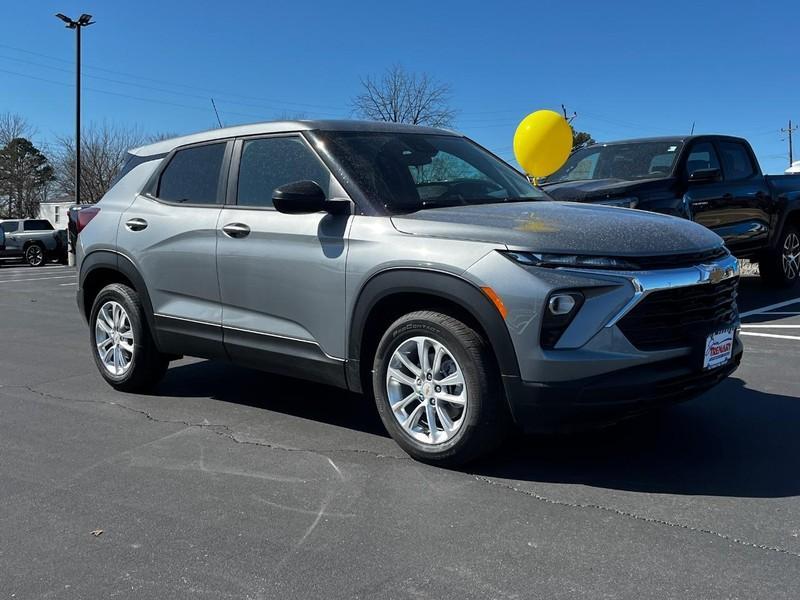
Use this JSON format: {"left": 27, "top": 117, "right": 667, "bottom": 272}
{"left": 503, "top": 337, "right": 743, "bottom": 433}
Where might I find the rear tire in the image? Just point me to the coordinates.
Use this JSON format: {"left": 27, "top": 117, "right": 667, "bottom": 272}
{"left": 89, "top": 283, "right": 169, "bottom": 392}
{"left": 759, "top": 224, "right": 800, "bottom": 288}
{"left": 24, "top": 243, "right": 45, "bottom": 267}
{"left": 372, "top": 310, "right": 509, "bottom": 466}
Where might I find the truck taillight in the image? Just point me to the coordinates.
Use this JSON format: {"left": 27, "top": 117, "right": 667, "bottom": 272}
{"left": 76, "top": 207, "right": 100, "bottom": 234}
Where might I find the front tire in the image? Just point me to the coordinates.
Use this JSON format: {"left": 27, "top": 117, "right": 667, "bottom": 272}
{"left": 89, "top": 283, "right": 169, "bottom": 392}
{"left": 24, "top": 243, "right": 45, "bottom": 267}
{"left": 759, "top": 224, "right": 800, "bottom": 287}
{"left": 372, "top": 310, "right": 509, "bottom": 466}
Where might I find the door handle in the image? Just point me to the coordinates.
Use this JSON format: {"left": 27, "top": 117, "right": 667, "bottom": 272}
{"left": 125, "top": 218, "right": 148, "bottom": 231}
{"left": 222, "top": 222, "right": 251, "bottom": 238}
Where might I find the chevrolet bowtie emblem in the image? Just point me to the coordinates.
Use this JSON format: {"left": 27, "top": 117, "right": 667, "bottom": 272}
{"left": 700, "top": 264, "right": 727, "bottom": 284}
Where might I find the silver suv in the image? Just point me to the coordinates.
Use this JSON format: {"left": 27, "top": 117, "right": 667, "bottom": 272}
{"left": 76, "top": 120, "right": 742, "bottom": 465}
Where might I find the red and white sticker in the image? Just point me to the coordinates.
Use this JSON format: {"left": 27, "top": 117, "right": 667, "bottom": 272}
{"left": 704, "top": 328, "right": 734, "bottom": 370}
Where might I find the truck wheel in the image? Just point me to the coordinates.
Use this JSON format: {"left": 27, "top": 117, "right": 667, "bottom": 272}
{"left": 759, "top": 225, "right": 800, "bottom": 288}
{"left": 372, "top": 310, "right": 509, "bottom": 466}
{"left": 89, "top": 283, "right": 169, "bottom": 392}
{"left": 24, "top": 243, "right": 45, "bottom": 267}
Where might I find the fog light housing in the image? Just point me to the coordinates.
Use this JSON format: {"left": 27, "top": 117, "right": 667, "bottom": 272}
{"left": 548, "top": 294, "right": 577, "bottom": 315}
{"left": 541, "top": 291, "right": 584, "bottom": 349}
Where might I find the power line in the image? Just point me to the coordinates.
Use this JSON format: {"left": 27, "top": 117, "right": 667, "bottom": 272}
{"left": 0, "top": 67, "right": 271, "bottom": 122}
{"left": 0, "top": 53, "right": 344, "bottom": 117}
{"left": 0, "top": 42, "right": 348, "bottom": 112}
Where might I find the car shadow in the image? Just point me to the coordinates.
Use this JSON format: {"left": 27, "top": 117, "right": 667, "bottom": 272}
{"left": 157, "top": 361, "right": 800, "bottom": 498}
{"left": 155, "top": 358, "right": 389, "bottom": 438}
{"left": 474, "top": 377, "right": 800, "bottom": 498}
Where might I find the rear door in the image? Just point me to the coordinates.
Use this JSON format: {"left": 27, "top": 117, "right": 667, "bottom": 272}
{"left": 216, "top": 134, "right": 351, "bottom": 386}
{"left": 117, "top": 140, "right": 231, "bottom": 358}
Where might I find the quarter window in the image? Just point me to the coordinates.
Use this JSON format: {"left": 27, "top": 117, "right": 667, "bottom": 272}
{"left": 686, "top": 142, "right": 721, "bottom": 175}
{"left": 718, "top": 142, "right": 755, "bottom": 180}
{"left": 237, "top": 136, "right": 331, "bottom": 208}
{"left": 158, "top": 143, "right": 226, "bottom": 204}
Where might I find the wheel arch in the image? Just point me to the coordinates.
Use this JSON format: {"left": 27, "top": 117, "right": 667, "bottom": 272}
{"left": 347, "top": 268, "right": 520, "bottom": 396}
{"left": 79, "top": 250, "right": 158, "bottom": 342}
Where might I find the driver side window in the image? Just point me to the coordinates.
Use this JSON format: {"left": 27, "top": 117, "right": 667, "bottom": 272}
{"left": 686, "top": 142, "right": 721, "bottom": 176}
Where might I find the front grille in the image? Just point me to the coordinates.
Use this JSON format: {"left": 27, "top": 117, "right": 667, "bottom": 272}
{"left": 632, "top": 247, "right": 729, "bottom": 269}
{"left": 618, "top": 277, "right": 738, "bottom": 351}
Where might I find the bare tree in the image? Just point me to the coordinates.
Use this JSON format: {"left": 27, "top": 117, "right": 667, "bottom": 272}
{"left": 52, "top": 123, "right": 155, "bottom": 203}
{"left": 0, "top": 112, "right": 37, "bottom": 147}
{"left": 352, "top": 65, "right": 457, "bottom": 127}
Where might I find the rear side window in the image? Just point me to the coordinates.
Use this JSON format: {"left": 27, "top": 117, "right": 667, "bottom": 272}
{"left": 1, "top": 222, "right": 19, "bottom": 233}
{"left": 158, "top": 143, "right": 226, "bottom": 204}
{"left": 718, "top": 142, "right": 755, "bottom": 180}
{"left": 237, "top": 136, "right": 331, "bottom": 208}
{"left": 686, "top": 142, "right": 721, "bottom": 175}
{"left": 24, "top": 219, "right": 54, "bottom": 231}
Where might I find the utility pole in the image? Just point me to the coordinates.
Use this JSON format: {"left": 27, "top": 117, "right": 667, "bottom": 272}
{"left": 781, "top": 120, "right": 798, "bottom": 166}
{"left": 55, "top": 12, "right": 94, "bottom": 266}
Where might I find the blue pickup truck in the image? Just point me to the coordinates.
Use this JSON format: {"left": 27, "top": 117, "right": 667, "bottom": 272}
{"left": 542, "top": 135, "right": 800, "bottom": 287}
{"left": 0, "top": 219, "right": 67, "bottom": 266}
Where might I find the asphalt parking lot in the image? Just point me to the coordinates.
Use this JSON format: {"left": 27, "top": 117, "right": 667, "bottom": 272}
{"left": 1, "top": 262, "right": 799, "bottom": 599}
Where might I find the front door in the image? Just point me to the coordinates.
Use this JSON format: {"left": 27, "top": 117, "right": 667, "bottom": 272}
{"left": 216, "top": 134, "right": 351, "bottom": 386}
{"left": 714, "top": 140, "right": 772, "bottom": 254}
{"left": 684, "top": 141, "right": 730, "bottom": 238}
{"left": 1, "top": 221, "right": 22, "bottom": 257}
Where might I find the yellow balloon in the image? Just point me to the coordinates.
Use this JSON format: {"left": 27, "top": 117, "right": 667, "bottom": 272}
{"left": 513, "top": 110, "right": 573, "bottom": 178}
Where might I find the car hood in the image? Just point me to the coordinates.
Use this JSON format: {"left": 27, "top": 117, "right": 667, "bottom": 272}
{"left": 542, "top": 177, "right": 672, "bottom": 202}
{"left": 391, "top": 201, "right": 722, "bottom": 255}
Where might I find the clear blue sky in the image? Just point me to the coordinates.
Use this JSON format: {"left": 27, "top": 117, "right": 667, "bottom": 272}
{"left": 3, "top": 0, "right": 798, "bottom": 173}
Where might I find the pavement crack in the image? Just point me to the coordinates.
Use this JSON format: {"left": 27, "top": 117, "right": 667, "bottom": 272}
{"left": 473, "top": 474, "right": 800, "bottom": 559}
{"left": 18, "top": 384, "right": 409, "bottom": 463}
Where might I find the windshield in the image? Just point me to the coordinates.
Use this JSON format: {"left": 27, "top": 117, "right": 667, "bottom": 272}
{"left": 315, "top": 131, "right": 545, "bottom": 213}
{"left": 545, "top": 141, "right": 684, "bottom": 184}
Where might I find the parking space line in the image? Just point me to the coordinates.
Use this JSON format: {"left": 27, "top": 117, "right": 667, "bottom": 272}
{"left": 740, "top": 297, "right": 800, "bottom": 317}
{"left": 0, "top": 266, "right": 72, "bottom": 273}
{"left": 741, "top": 324, "right": 800, "bottom": 328}
{"left": 0, "top": 275, "right": 75, "bottom": 283}
{"left": 741, "top": 331, "right": 800, "bottom": 341}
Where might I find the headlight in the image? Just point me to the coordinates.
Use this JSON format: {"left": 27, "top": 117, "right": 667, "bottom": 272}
{"left": 503, "top": 251, "right": 638, "bottom": 270}
{"left": 596, "top": 197, "right": 638, "bottom": 209}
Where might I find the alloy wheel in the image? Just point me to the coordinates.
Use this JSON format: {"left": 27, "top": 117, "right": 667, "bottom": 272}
{"left": 94, "top": 300, "right": 135, "bottom": 376}
{"left": 782, "top": 232, "right": 800, "bottom": 280}
{"left": 26, "top": 245, "right": 44, "bottom": 266}
{"left": 385, "top": 336, "right": 467, "bottom": 445}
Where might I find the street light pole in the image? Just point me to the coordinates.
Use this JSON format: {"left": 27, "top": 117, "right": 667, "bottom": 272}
{"left": 55, "top": 13, "right": 94, "bottom": 266}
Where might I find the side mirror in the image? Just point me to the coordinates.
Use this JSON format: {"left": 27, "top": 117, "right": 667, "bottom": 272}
{"left": 688, "top": 167, "right": 722, "bottom": 183}
{"left": 273, "top": 180, "right": 328, "bottom": 214}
